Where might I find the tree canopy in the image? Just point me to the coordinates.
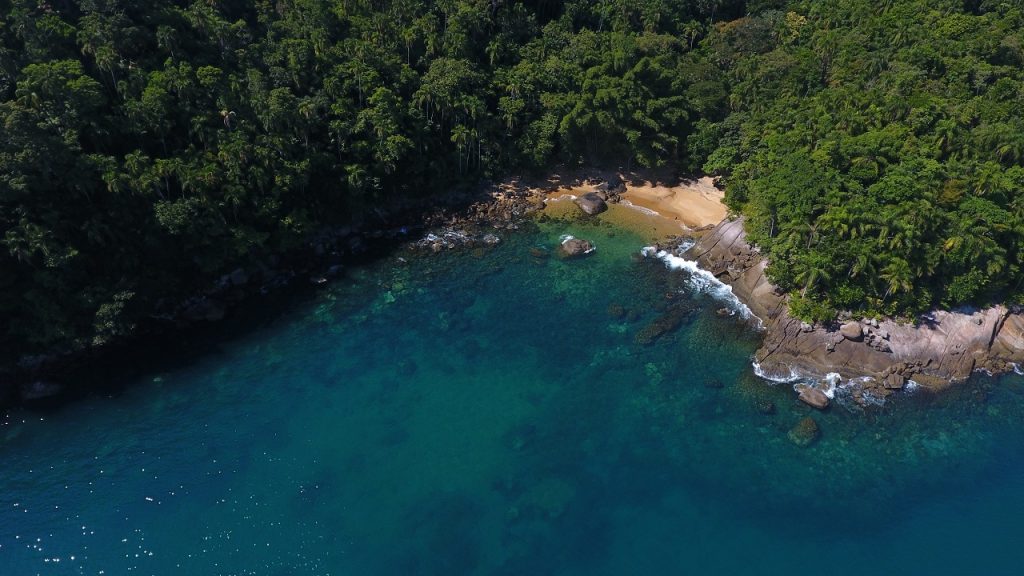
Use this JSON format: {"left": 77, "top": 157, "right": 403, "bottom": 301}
{"left": 0, "top": 0, "right": 742, "bottom": 365}
{"left": 696, "top": 0, "right": 1024, "bottom": 320}
{"left": 3, "top": 0, "right": 1024, "bottom": 366}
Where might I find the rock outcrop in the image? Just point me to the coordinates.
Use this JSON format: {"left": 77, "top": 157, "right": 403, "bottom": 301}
{"left": 559, "top": 237, "right": 595, "bottom": 258}
{"left": 686, "top": 217, "right": 1024, "bottom": 392}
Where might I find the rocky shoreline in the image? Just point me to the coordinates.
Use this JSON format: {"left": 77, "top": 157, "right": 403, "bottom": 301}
{"left": 686, "top": 217, "right": 1024, "bottom": 407}
{"left": 0, "top": 182, "right": 547, "bottom": 409}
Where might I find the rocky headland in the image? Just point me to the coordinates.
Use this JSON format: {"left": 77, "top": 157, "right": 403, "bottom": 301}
{"left": 686, "top": 217, "right": 1024, "bottom": 405}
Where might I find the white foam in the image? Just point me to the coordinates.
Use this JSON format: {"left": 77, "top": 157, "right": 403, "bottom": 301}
{"left": 752, "top": 360, "right": 802, "bottom": 383}
{"left": 619, "top": 200, "right": 661, "bottom": 216}
{"left": 644, "top": 246, "right": 756, "bottom": 322}
{"left": 1013, "top": 363, "right": 1024, "bottom": 376}
{"left": 821, "top": 372, "right": 841, "bottom": 399}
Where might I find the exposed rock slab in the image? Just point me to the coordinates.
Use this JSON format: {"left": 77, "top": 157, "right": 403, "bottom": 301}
{"left": 687, "top": 217, "right": 1024, "bottom": 388}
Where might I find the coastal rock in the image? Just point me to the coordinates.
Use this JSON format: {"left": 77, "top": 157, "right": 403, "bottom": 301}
{"left": 797, "top": 386, "right": 830, "bottom": 410}
{"left": 575, "top": 192, "right": 608, "bottom": 216}
{"left": 787, "top": 417, "right": 820, "bottom": 447}
{"left": 884, "top": 373, "right": 906, "bottom": 390}
{"left": 688, "top": 216, "right": 1024, "bottom": 398}
{"left": 596, "top": 174, "right": 626, "bottom": 195}
{"left": 840, "top": 321, "right": 863, "bottom": 341}
{"left": 560, "top": 237, "right": 595, "bottom": 258}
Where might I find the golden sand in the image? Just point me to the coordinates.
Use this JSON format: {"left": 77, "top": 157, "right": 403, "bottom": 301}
{"left": 536, "top": 175, "right": 727, "bottom": 241}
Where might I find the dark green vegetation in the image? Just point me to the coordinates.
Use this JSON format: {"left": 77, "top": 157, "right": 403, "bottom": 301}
{"left": 0, "top": 0, "right": 743, "bottom": 366}
{"left": 2, "top": 0, "right": 1024, "bottom": 366}
{"left": 707, "top": 1, "right": 1024, "bottom": 320}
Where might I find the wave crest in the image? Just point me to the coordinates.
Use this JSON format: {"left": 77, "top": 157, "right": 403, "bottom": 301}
{"left": 643, "top": 245, "right": 755, "bottom": 322}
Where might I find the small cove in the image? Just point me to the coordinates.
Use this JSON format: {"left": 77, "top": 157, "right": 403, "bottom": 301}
{"left": 3, "top": 215, "right": 1024, "bottom": 575}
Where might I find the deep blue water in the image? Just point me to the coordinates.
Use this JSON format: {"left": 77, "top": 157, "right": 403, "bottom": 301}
{"left": 4, "top": 216, "right": 1024, "bottom": 575}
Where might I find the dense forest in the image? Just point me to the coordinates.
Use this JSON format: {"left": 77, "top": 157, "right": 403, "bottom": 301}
{"left": 710, "top": 0, "right": 1024, "bottom": 321}
{"left": 1, "top": 0, "right": 1023, "bottom": 368}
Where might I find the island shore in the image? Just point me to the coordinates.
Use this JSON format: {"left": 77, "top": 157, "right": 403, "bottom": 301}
{"left": 682, "top": 217, "right": 1024, "bottom": 405}
{"left": 524, "top": 174, "right": 1024, "bottom": 405}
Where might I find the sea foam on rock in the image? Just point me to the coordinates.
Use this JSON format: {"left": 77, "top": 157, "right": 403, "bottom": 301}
{"left": 642, "top": 245, "right": 756, "bottom": 322}
{"left": 560, "top": 235, "right": 595, "bottom": 258}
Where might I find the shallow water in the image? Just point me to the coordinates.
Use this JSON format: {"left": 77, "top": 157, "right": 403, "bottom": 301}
{"left": 4, "top": 217, "right": 1024, "bottom": 575}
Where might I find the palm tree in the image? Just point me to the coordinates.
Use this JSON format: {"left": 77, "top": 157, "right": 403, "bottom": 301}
{"left": 881, "top": 258, "right": 914, "bottom": 299}
{"left": 682, "top": 21, "right": 703, "bottom": 50}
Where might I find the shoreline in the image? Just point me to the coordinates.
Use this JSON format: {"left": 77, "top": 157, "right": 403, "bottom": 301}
{"left": 681, "top": 217, "right": 1024, "bottom": 407}
{"left": 8, "top": 167, "right": 1019, "bottom": 412}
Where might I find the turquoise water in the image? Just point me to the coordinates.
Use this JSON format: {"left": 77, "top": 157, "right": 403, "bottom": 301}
{"left": 4, "top": 217, "right": 1024, "bottom": 575}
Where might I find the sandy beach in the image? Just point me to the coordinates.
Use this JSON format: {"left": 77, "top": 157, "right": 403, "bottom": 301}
{"left": 617, "top": 176, "right": 726, "bottom": 228}
{"left": 530, "top": 172, "right": 728, "bottom": 241}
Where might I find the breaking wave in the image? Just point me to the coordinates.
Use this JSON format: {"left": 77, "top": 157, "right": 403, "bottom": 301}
{"left": 642, "top": 245, "right": 756, "bottom": 323}
{"left": 619, "top": 200, "right": 660, "bottom": 216}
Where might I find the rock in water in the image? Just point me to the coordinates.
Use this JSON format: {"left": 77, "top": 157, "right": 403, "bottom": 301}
{"left": 788, "top": 417, "right": 820, "bottom": 447}
{"left": 797, "top": 386, "right": 830, "bottom": 410}
{"left": 560, "top": 237, "right": 595, "bottom": 258}
{"left": 575, "top": 192, "right": 608, "bottom": 216}
{"left": 840, "top": 321, "right": 863, "bottom": 341}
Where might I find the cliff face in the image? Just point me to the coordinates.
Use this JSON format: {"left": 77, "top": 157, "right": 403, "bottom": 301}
{"left": 687, "top": 218, "right": 1024, "bottom": 396}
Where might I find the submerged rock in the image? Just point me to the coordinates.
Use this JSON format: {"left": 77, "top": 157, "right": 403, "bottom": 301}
{"left": 528, "top": 246, "right": 549, "bottom": 260}
{"left": 575, "top": 192, "right": 608, "bottom": 216}
{"left": 635, "top": 305, "right": 693, "bottom": 346}
{"left": 704, "top": 378, "right": 725, "bottom": 389}
{"left": 788, "top": 417, "right": 820, "bottom": 447}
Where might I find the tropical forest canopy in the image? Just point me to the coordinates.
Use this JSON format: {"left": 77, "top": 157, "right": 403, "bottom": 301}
{"left": 1, "top": 0, "right": 1023, "bottom": 366}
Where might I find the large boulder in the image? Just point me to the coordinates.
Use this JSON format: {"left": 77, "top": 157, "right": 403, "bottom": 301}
{"left": 840, "top": 321, "right": 863, "bottom": 341}
{"left": 559, "top": 237, "right": 595, "bottom": 258}
{"left": 575, "top": 192, "right": 608, "bottom": 216}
